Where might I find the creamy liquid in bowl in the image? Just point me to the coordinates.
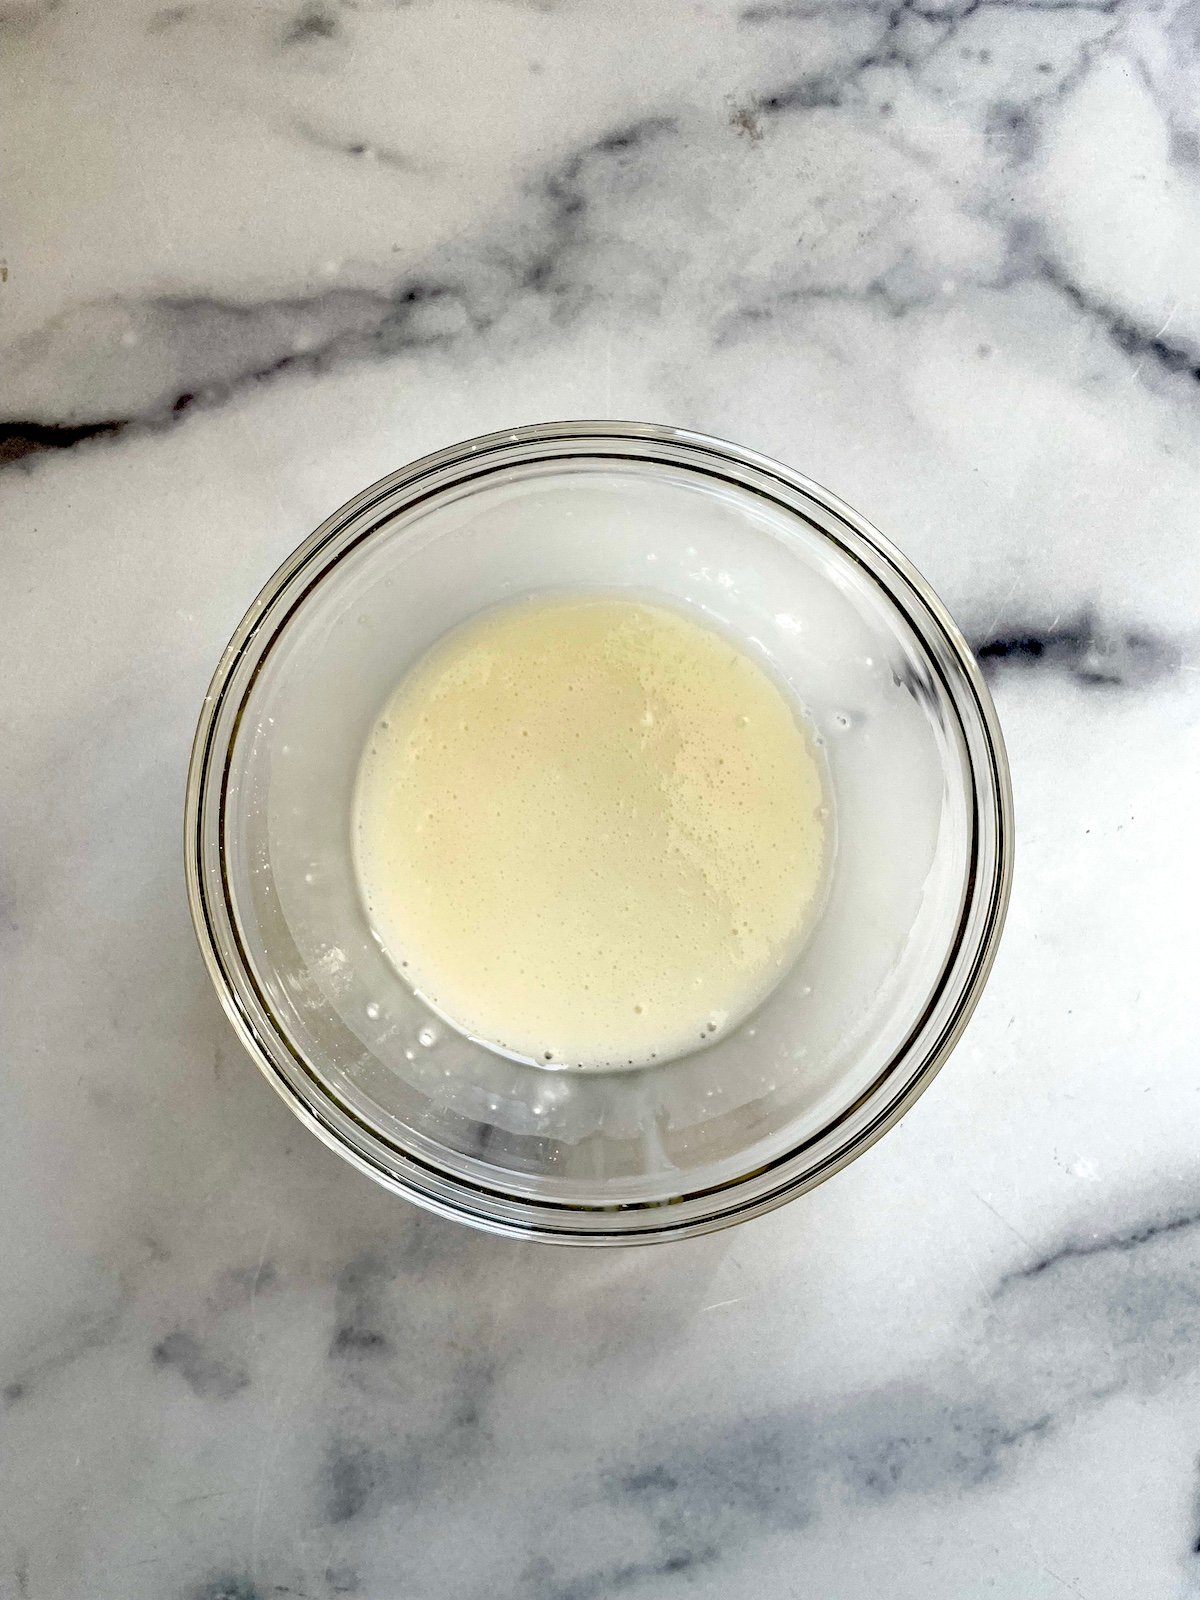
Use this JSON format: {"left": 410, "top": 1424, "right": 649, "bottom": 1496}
{"left": 353, "top": 595, "right": 829, "bottom": 1069}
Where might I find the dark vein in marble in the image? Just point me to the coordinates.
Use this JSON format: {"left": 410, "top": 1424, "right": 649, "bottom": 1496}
{"left": 999, "top": 1204, "right": 1200, "bottom": 1289}
{"left": 910, "top": 0, "right": 1121, "bottom": 17}
{"left": 756, "top": 72, "right": 848, "bottom": 113}
{"left": 291, "top": 117, "right": 421, "bottom": 172}
{"left": 1040, "top": 257, "right": 1200, "bottom": 387}
{"left": 973, "top": 611, "right": 1180, "bottom": 688}
{"left": 752, "top": 0, "right": 1123, "bottom": 115}
{"left": 744, "top": 0, "right": 1119, "bottom": 29}
{"left": 0, "top": 116, "right": 673, "bottom": 471}
{"left": 752, "top": 0, "right": 951, "bottom": 112}
{"left": 518, "top": 115, "right": 675, "bottom": 298}
{"left": 0, "top": 418, "right": 128, "bottom": 466}
{"left": 0, "top": 279, "right": 475, "bottom": 468}
{"left": 715, "top": 274, "right": 925, "bottom": 348}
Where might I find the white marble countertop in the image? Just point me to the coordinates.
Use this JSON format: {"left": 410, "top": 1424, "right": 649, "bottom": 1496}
{"left": 3, "top": 1, "right": 1199, "bottom": 1595}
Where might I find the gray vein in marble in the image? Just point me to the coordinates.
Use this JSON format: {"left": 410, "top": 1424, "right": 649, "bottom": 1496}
{"left": 319, "top": 1360, "right": 494, "bottom": 1526}
{"left": 739, "top": 2, "right": 829, "bottom": 21}
{"left": 322, "top": 1438, "right": 387, "bottom": 1524}
{"left": 43, "top": 1177, "right": 1166, "bottom": 1600}
{"left": 592, "top": 1385, "right": 1054, "bottom": 1568}
{"left": 720, "top": 12, "right": 1198, "bottom": 421}
{"left": 290, "top": 117, "right": 423, "bottom": 172}
{"left": 146, "top": 1257, "right": 286, "bottom": 1402}
{"left": 521, "top": 1547, "right": 721, "bottom": 1600}
{"left": 280, "top": 2, "right": 341, "bottom": 47}
{"left": 329, "top": 1253, "right": 393, "bottom": 1358}
{"left": 713, "top": 277, "right": 923, "bottom": 347}
{"left": 0, "top": 115, "right": 674, "bottom": 466}
{"left": 324, "top": 1565, "right": 360, "bottom": 1596}
{"left": 0, "top": 90, "right": 1045, "bottom": 473}
{"left": 286, "top": 1239, "right": 505, "bottom": 1534}
{"left": 187, "top": 1577, "right": 263, "bottom": 1600}
{"left": 0, "top": 0, "right": 58, "bottom": 39}
{"left": 2, "top": 1302, "right": 122, "bottom": 1409}
{"left": 144, "top": 4, "right": 193, "bottom": 30}
{"left": 153, "top": 1330, "right": 250, "bottom": 1401}
{"left": 0, "top": 13, "right": 1186, "bottom": 487}
{"left": 751, "top": 0, "right": 1122, "bottom": 117}
{"left": 470, "top": 1184, "right": 1200, "bottom": 1597}
{"left": 750, "top": 0, "right": 955, "bottom": 110}
{"left": 513, "top": 115, "right": 676, "bottom": 300}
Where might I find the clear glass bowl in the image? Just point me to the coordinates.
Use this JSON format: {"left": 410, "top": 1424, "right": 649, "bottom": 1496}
{"left": 186, "top": 422, "right": 1012, "bottom": 1244}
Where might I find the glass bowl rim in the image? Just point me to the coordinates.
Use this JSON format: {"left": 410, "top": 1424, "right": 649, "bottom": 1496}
{"left": 185, "top": 419, "right": 1014, "bottom": 1246}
